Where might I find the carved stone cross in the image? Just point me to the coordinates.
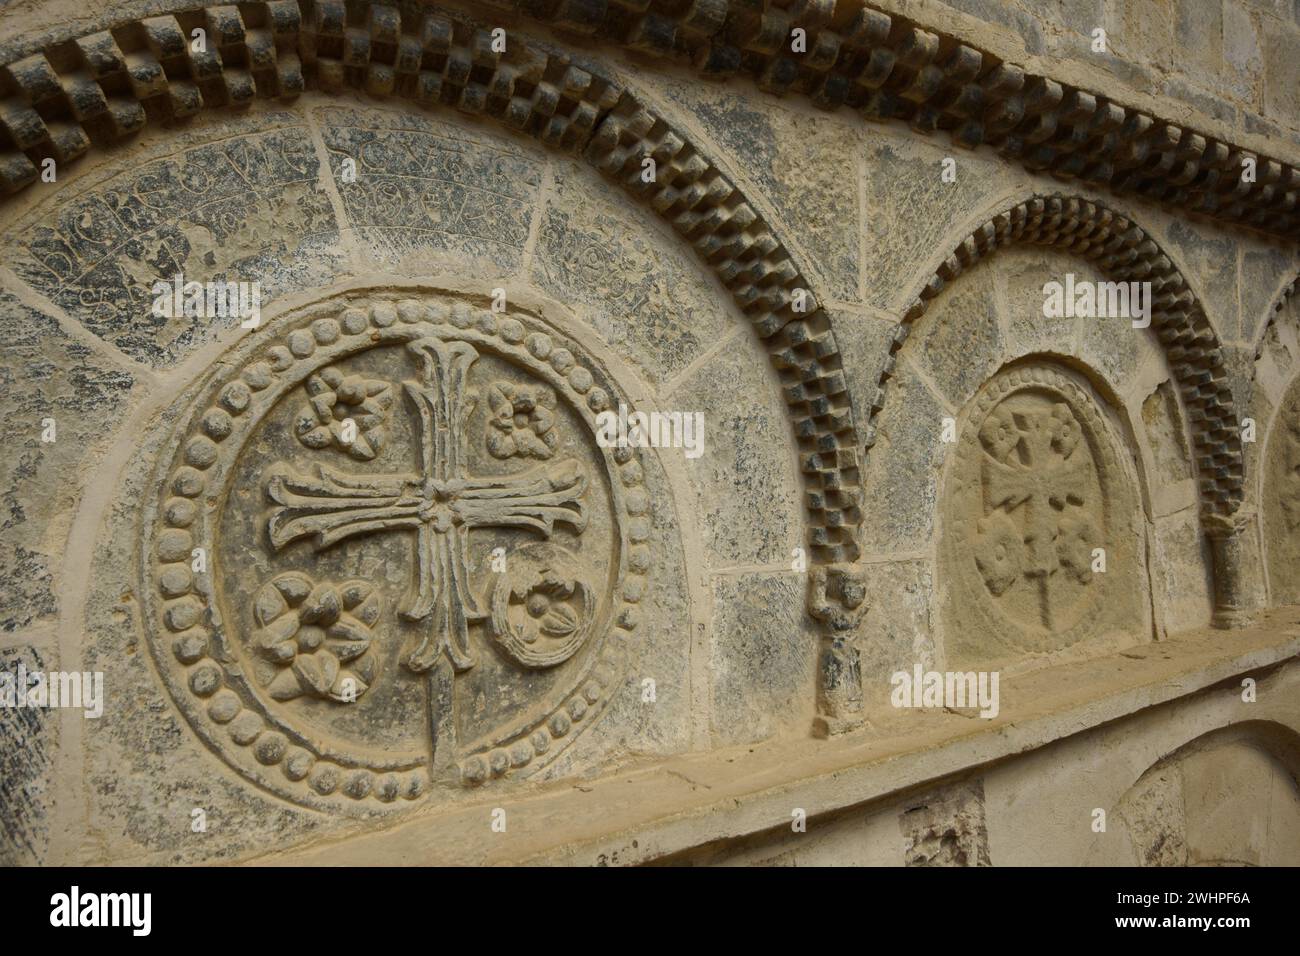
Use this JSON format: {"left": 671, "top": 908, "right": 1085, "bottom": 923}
{"left": 266, "top": 336, "right": 588, "bottom": 768}
{"left": 981, "top": 409, "right": 1091, "bottom": 629}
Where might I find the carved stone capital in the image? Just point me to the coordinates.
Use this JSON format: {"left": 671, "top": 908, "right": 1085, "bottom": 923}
{"left": 808, "top": 563, "right": 869, "bottom": 632}
{"left": 1202, "top": 510, "right": 1253, "bottom": 540}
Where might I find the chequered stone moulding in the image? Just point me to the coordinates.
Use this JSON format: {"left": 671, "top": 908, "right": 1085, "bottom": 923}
{"left": 874, "top": 195, "right": 1246, "bottom": 518}
{"left": 142, "top": 292, "right": 647, "bottom": 810}
{"left": 469, "top": 0, "right": 1300, "bottom": 244}
{"left": 10, "top": 0, "right": 1300, "bottom": 251}
{"left": 0, "top": 0, "right": 862, "bottom": 565}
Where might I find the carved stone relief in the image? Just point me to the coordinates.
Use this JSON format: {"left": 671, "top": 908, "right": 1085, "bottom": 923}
{"left": 143, "top": 291, "right": 650, "bottom": 811}
{"left": 1264, "top": 376, "right": 1300, "bottom": 605}
{"left": 941, "top": 363, "right": 1147, "bottom": 667}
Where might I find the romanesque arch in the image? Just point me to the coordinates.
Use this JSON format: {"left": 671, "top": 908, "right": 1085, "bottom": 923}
{"left": 0, "top": 1, "right": 862, "bottom": 569}
{"left": 1245, "top": 273, "right": 1300, "bottom": 606}
{"left": 877, "top": 195, "right": 1241, "bottom": 518}
{"left": 1097, "top": 721, "right": 1300, "bottom": 866}
{"left": 0, "top": 1, "right": 890, "bottom": 779}
{"left": 870, "top": 195, "right": 1251, "bottom": 627}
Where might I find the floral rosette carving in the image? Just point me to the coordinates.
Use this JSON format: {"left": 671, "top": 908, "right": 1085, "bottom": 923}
{"left": 973, "top": 512, "right": 1023, "bottom": 596}
{"left": 486, "top": 381, "right": 558, "bottom": 460}
{"left": 489, "top": 544, "right": 594, "bottom": 668}
{"left": 295, "top": 366, "right": 393, "bottom": 460}
{"left": 253, "top": 573, "right": 380, "bottom": 703}
{"left": 979, "top": 406, "right": 1021, "bottom": 460}
{"left": 1047, "top": 402, "right": 1082, "bottom": 455}
{"left": 1056, "top": 514, "right": 1100, "bottom": 584}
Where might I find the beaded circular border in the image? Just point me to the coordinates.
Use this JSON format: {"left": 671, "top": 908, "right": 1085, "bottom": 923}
{"left": 141, "top": 292, "right": 650, "bottom": 812}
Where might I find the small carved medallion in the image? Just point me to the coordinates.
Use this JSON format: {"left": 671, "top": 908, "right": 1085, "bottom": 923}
{"left": 142, "top": 292, "right": 648, "bottom": 812}
{"left": 942, "top": 364, "right": 1144, "bottom": 665}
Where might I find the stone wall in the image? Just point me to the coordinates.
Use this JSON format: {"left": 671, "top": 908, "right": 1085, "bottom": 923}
{"left": 1, "top": 0, "right": 1298, "bottom": 866}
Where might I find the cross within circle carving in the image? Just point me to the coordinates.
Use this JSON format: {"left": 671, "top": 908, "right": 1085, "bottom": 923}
{"left": 940, "top": 365, "right": 1130, "bottom": 660}
{"left": 142, "top": 296, "right": 647, "bottom": 811}
{"left": 267, "top": 337, "right": 588, "bottom": 676}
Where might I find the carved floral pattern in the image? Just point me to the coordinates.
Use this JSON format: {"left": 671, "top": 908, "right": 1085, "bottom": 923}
{"left": 486, "top": 381, "right": 558, "bottom": 460}
{"left": 489, "top": 545, "right": 594, "bottom": 669}
{"left": 295, "top": 366, "right": 393, "bottom": 460}
{"left": 145, "top": 296, "right": 645, "bottom": 808}
{"left": 268, "top": 339, "right": 588, "bottom": 679}
{"left": 253, "top": 572, "right": 380, "bottom": 703}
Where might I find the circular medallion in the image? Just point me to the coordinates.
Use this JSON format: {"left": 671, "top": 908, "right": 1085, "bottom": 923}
{"left": 142, "top": 291, "right": 649, "bottom": 812}
{"left": 941, "top": 363, "right": 1142, "bottom": 665}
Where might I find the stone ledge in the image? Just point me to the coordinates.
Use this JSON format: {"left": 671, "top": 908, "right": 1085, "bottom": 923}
{"left": 261, "top": 607, "right": 1300, "bottom": 866}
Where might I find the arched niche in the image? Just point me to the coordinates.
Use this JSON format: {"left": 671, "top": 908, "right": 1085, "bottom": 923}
{"left": 0, "top": 1, "right": 877, "bottom": 752}
{"left": 858, "top": 227, "right": 1221, "bottom": 683}
{"left": 1090, "top": 722, "right": 1300, "bottom": 866}
{"left": 869, "top": 195, "right": 1249, "bottom": 634}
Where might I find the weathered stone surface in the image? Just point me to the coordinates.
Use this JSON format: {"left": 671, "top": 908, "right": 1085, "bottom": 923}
{"left": 859, "top": 131, "right": 1017, "bottom": 314}
{"left": 1264, "top": 21, "right": 1300, "bottom": 123}
{"left": 317, "top": 106, "right": 543, "bottom": 280}
{"left": 0, "top": 292, "right": 134, "bottom": 632}
{"left": 908, "top": 261, "right": 1005, "bottom": 409}
{"left": 900, "top": 778, "right": 991, "bottom": 867}
{"left": 0, "top": 645, "right": 55, "bottom": 864}
{"left": 531, "top": 160, "right": 734, "bottom": 389}
{"left": 1159, "top": 218, "right": 1239, "bottom": 343}
{"left": 667, "top": 334, "right": 800, "bottom": 568}
{"left": 1108, "top": 733, "right": 1300, "bottom": 867}
{"left": 709, "top": 572, "right": 815, "bottom": 747}
{"left": 999, "top": 247, "right": 1084, "bottom": 358}
{"left": 5, "top": 114, "right": 346, "bottom": 367}
{"left": 1241, "top": 244, "right": 1298, "bottom": 343}
{"left": 1264, "top": 373, "right": 1300, "bottom": 604}
{"left": 831, "top": 308, "right": 900, "bottom": 444}
{"left": 658, "top": 81, "right": 863, "bottom": 304}
{"left": 857, "top": 361, "right": 948, "bottom": 555}
{"left": 2, "top": 0, "right": 1300, "bottom": 871}
{"left": 1151, "top": 510, "right": 1216, "bottom": 634}
{"left": 1141, "top": 381, "right": 1195, "bottom": 484}
{"left": 1116, "top": 764, "right": 1187, "bottom": 866}
{"left": 857, "top": 559, "right": 937, "bottom": 708}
